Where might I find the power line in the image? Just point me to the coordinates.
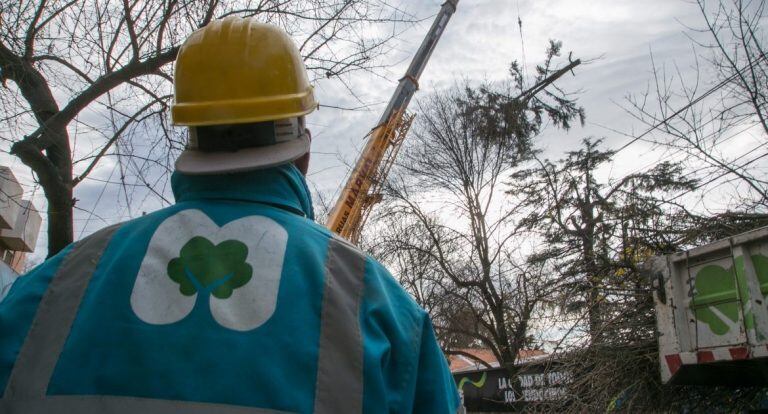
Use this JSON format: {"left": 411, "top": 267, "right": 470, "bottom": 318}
{"left": 596, "top": 100, "right": 749, "bottom": 178}
{"left": 79, "top": 90, "right": 121, "bottom": 239}
{"left": 78, "top": 158, "right": 119, "bottom": 238}
{"left": 613, "top": 120, "right": 758, "bottom": 181}
{"left": 516, "top": 0, "right": 527, "bottom": 81}
{"left": 600, "top": 56, "right": 768, "bottom": 207}
{"left": 613, "top": 54, "right": 767, "bottom": 154}
{"left": 666, "top": 146, "right": 768, "bottom": 203}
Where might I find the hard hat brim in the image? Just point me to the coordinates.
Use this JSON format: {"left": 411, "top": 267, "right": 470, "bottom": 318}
{"left": 175, "top": 133, "right": 310, "bottom": 175}
{"left": 171, "top": 88, "right": 317, "bottom": 126}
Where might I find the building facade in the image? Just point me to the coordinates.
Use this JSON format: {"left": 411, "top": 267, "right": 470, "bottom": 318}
{"left": 0, "top": 166, "right": 41, "bottom": 301}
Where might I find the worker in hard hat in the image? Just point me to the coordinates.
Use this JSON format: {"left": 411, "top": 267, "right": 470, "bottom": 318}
{"left": 0, "top": 17, "right": 459, "bottom": 413}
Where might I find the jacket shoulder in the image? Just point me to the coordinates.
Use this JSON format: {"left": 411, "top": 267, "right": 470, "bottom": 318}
{"left": 366, "top": 255, "right": 423, "bottom": 313}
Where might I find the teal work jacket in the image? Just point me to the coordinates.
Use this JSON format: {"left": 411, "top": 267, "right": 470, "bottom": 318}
{"left": 0, "top": 164, "right": 459, "bottom": 413}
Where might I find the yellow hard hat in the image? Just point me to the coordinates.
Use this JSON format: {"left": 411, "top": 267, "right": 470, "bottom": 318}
{"left": 171, "top": 17, "right": 317, "bottom": 126}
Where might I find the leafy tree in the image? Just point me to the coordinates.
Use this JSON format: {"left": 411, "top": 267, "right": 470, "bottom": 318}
{"left": 167, "top": 237, "right": 252, "bottom": 299}
{"left": 367, "top": 42, "right": 584, "bottom": 372}
{"left": 461, "top": 40, "right": 584, "bottom": 154}
{"left": 507, "top": 139, "right": 702, "bottom": 412}
{"left": 507, "top": 138, "right": 696, "bottom": 344}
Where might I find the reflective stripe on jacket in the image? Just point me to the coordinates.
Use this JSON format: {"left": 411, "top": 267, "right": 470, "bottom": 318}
{"left": 0, "top": 164, "right": 459, "bottom": 413}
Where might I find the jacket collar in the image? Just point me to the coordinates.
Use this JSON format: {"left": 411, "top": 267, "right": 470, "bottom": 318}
{"left": 171, "top": 164, "right": 315, "bottom": 220}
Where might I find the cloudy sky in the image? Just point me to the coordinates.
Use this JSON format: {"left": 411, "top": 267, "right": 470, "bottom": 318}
{"left": 306, "top": 0, "right": 707, "bottom": 195}
{"left": 7, "top": 0, "right": 760, "bottom": 264}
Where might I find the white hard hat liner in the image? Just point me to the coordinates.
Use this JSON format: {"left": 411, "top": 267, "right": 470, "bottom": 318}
{"left": 175, "top": 133, "right": 310, "bottom": 175}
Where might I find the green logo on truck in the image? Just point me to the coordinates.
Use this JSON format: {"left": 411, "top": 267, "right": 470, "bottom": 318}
{"left": 693, "top": 254, "right": 768, "bottom": 336}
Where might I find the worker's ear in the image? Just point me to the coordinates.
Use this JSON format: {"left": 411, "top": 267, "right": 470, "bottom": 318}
{"left": 293, "top": 128, "right": 311, "bottom": 176}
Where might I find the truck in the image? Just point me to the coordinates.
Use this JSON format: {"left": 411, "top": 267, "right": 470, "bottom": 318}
{"left": 648, "top": 226, "right": 768, "bottom": 385}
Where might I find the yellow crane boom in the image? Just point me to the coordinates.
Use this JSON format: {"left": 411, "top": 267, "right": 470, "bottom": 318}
{"left": 326, "top": 0, "right": 459, "bottom": 242}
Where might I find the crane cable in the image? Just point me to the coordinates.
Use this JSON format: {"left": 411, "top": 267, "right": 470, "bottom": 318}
{"left": 517, "top": 0, "right": 527, "bottom": 81}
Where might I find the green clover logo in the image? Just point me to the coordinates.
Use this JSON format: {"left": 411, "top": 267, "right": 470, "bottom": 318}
{"left": 167, "top": 236, "right": 252, "bottom": 299}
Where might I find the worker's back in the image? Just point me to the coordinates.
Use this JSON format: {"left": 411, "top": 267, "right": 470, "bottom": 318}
{"left": 0, "top": 165, "right": 459, "bottom": 413}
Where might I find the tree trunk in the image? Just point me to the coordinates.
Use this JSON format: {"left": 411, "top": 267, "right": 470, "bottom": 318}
{"left": 33, "top": 127, "right": 75, "bottom": 258}
{"left": 46, "top": 187, "right": 74, "bottom": 258}
{"left": 48, "top": 129, "right": 74, "bottom": 257}
{"left": 583, "top": 236, "right": 602, "bottom": 342}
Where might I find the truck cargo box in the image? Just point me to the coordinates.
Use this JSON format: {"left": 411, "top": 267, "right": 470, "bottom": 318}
{"left": 649, "top": 226, "right": 768, "bottom": 385}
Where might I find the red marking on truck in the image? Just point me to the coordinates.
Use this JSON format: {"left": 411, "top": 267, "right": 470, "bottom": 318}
{"left": 665, "top": 354, "right": 682, "bottom": 375}
{"left": 696, "top": 351, "right": 715, "bottom": 363}
{"left": 729, "top": 347, "right": 749, "bottom": 360}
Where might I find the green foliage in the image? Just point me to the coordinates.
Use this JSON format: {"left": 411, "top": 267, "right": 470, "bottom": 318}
{"left": 510, "top": 138, "right": 696, "bottom": 276}
{"left": 508, "top": 138, "right": 697, "bottom": 343}
{"left": 373, "top": 41, "right": 587, "bottom": 365}
{"left": 458, "top": 39, "right": 585, "bottom": 159}
{"left": 167, "top": 237, "right": 252, "bottom": 299}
